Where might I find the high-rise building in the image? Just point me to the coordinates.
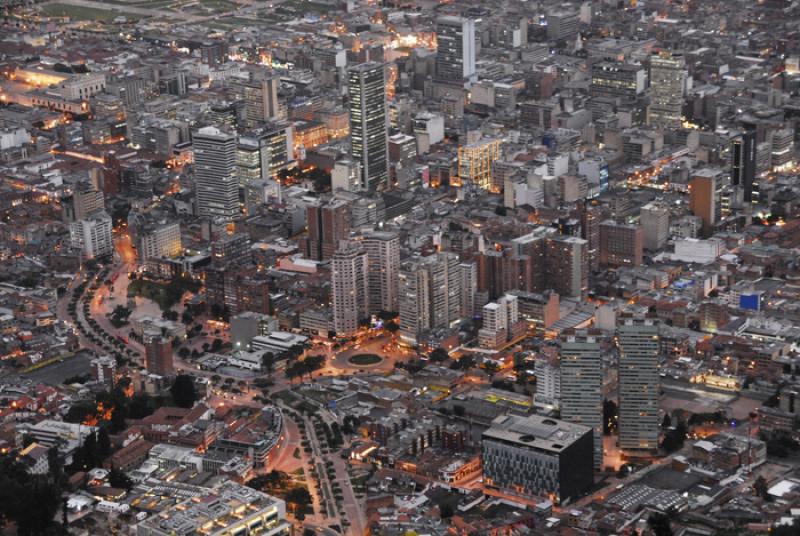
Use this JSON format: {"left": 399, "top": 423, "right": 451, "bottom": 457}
{"left": 193, "top": 126, "right": 239, "bottom": 222}
{"left": 689, "top": 169, "right": 720, "bottom": 238}
{"left": 435, "top": 16, "right": 476, "bottom": 82}
{"left": 546, "top": 235, "right": 588, "bottom": 298}
{"left": 331, "top": 159, "right": 363, "bottom": 192}
{"left": 90, "top": 355, "right": 116, "bottom": 388}
{"left": 482, "top": 414, "right": 593, "bottom": 505}
{"left": 770, "top": 127, "right": 795, "bottom": 172}
{"left": 242, "top": 73, "right": 280, "bottom": 126}
{"left": 63, "top": 181, "right": 105, "bottom": 223}
{"left": 590, "top": 61, "right": 646, "bottom": 101}
{"left": 305, "top": 198, "right": 351, "bottom": 261}
{"left": 359, "top": 231, "right": 400, "bottom": 314}
{"left": 640, "top": 203, "right": 670, "bottom": 251}
{"left": 348, "top": 62, "right": 389, "bottom": 191}
{"left": 730, "top": 129, "right": 757, "bottom": 204}
{"left": 647, "top": 51, "right": 686, "bottom": 129}
{"left": 478, "top": 294, "right": 524, "bottom": 349}
{"left": 579, "top": 202, "right": 601, "bottom": 271}
{"left": 599, "top": 220, "right": 643, "bottom": 267}
{"left": 331, "top": 244, "right": 369, "bottom": 337}
{"left": 459, "top": 261, "right": 478, "bottom": 318}
{"left": 70, "top": 210, "right": 114, "bottom": 259}
{"left": 144, "top": 334, "right": 174, "bottom": 376}
{"left": 239, "top": 124, "right": 294, "bottom": 187}
{"left": 617, "top": 319, "right": 660, "bottom": 453}
{"left": 211, "top": 232, "right": 252, "bottom": 268}
{"left": 136, "top": 221, "right": 182, "bottom": 262}
{"left": 545, "top": 10, "right": 580, "bottom": 41}
{"left": 457, "top": 138, "right": 502, "bottom": 190}
{"left": 560, "top": 331, "right": 603, "bottom": 470}
{"left": 399, "top": 252, "right": 461, "bottom": 345}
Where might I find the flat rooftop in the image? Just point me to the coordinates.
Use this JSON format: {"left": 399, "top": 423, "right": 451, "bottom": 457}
{"left": 482, "top": 414, "right": 590, "bottom": 454}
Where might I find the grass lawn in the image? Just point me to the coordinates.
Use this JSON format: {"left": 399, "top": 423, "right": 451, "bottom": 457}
{"left": 41, "top": 3, "right": 142, "bottom": 21}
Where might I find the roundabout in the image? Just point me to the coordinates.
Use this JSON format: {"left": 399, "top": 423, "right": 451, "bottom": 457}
{"left": 346, "top": 353, "right": 383, "bottom": 366}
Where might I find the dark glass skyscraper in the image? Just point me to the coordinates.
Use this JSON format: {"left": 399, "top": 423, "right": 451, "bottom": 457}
{"left": 348, "top": 62, "right": 388, "bottom": 191}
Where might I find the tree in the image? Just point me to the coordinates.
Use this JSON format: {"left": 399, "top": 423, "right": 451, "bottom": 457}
{"left": 107, "top": 468, "right": 133, "bottom": 491}
{"left": 661, "top": 421, "right": 687, "bottom": 453}
{"left": 170, "top": 375, "right": 197, "bottom": 408}
{"left": 284, "top": 487, "right": 312, "bottom": 511}
{"left": 97, "top": 427, "right": 112, "bottom": 458}
{"left": 429, "top": 347, "right": 449, "bottom": 362}
{"left": 439, "top": 503, "right": 454, "bottom": 519}
{"left": 262, "top": 352, "right": 275, "bottom": 375}
{"left": 661, "top": 414, "right": 672, "bottom": 429}
{"left": 647, "top": 512, "right": 673, "bottom": 536}
{"left": 753, "top": 475, "right": 770, "bottom": 501}
{"left": 178, "top": 347, "right": 191, "bottom": 359}
{"left": 384, "top": 320, "right": 399, "bottom": 334}
{"left": 211, "top": 338, "right": 224, "bottom": 352}
{"left": 603, "top": 399, "right": 618, "bottom": 435}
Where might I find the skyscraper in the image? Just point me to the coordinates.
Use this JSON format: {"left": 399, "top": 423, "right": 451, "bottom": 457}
{"left": 689, "top": 169, "right": 719, "bottom": 238}
{"left": 348, "top": 62, "right": 389, "bottom": 191}
{"left": 242, "top": 73, "right": 280, "bottom": 126}
{"left": 560, "top": 331, "right": 603, "bottom": 470}
{"left": 305, "top": 198, "right": 351, "bottom": 261}
{"left": 360, "top": 231, "right": 400, "bottom": 314}
{"left": 545, "top": 235, "right": 588, "bottom": 298}
{"left": 193, "top": 126, "right": 239, "bottom": 221}
{"left": 435, "top": 16, "right": 476, "bottom": 82}
{"left": 331, "top": 244, "right": 369, "bottom": 337}
{"left": 730, "top": 129, "right": 757, "bottom": 204}
{"left": 618, "top": 319, "right": 660, "bottom": 453}
{"left": 647, "top": 51, "right": 686, "bottom": 129}
{"left": 399, "top": 252, "right": 461, "bottom": 345}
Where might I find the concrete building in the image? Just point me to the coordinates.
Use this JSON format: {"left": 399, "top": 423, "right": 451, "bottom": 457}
{"left": 647, "top": 51, "right": 686, "bottom": 129}
{"left": 590, "top": 61, "right": 646, "bottom": 101}
{"left": 359, "top": 231, "right": 400, "bottom": 314}
{"left": 305, "top": 198, "right": 351, "bottom": 261}
{"left": 331, "top": 243, "right": 369, "bottom": 337}
{"left": 90, "top": 355, "right": 116, "bottom": 388}
{"left": 482, "top": 414, "right": 593, "bottom": 504}
{"left": 63, "top": 181, "right": 105, "bottom": 223}
{"left": 560, "top": 332, "right": 603, "bottom": 470}
{"left": 689, "top": 169, "right": 720, "bottom": 238}
{"left": 436, "top": 16, "right": 476, "bottom": 81}
{"left": 599, "top": 220, "right": 643, "bottom": 267}
{"left": 144, "top": 334, "right": 174, "bottom": 376}
{"left": 546, "top": 235, "right": 588, "bottom": 298}
{"left": 69, "top": 210, "right": 114, "bottom": 259}
{"left": 135, "top": 482, "right": 291, "bottom": 536}
{"left": 193, "top": 126, "right": 239, "bottom": 222}
{"left": 617, "top": 319, "right": 660, "bottom": 453}
{"left": 242, "top": 72, "right": 280, "bottom": 126}
{"left": 137, "top": 221, "right": 181, "bottom": 262}
{"left": 399, "top": 252, "right": 462, "bottom": 345}
{"left": 331, "top": 159, "right": 363, "bottom": 192}
{"left": 640, "top": 202, "right": 670, "bottom": 251}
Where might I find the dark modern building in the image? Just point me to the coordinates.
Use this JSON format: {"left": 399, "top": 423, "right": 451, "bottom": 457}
{"left": 482, "top": 414, "right": 593, "bottom": 505}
